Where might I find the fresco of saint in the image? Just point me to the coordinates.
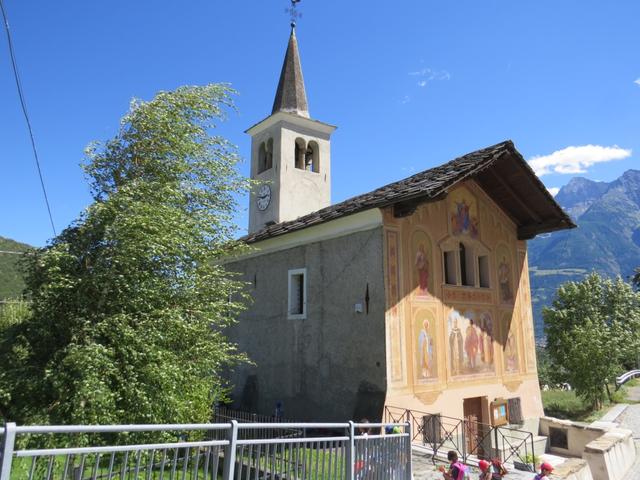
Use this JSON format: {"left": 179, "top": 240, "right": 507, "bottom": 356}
{"left": 415, "top": 244, "right": 429, "bottom": 296}
{"left": 448, "top": 314, "right": 464, "bottom": 376}
{"left": 417, "top": 318, "right": 433, "bottom": 378}
{"left": 449, "top": 309, "right": 495, "bottom": 377}
{"left": 504, "top": 331, "right": 519, "bottom": 373}
{"left": 448, "top": 188, "right": 480, "bottom": 238}
{"left": 411, "top": 231, "right": 433, "bottom": 300}
{"left": 464, "top": 318, "right": 479, "bottom": 369}
{"left": 480, "top": 312, "right": 493, "bottom": 365}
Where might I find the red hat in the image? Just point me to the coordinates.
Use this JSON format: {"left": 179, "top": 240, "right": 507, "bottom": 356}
{"left": 540, "top": 462, "right": 554, "bottom": 472}
{"left": 478, "top": 460, "right": 490, "bottom": 471}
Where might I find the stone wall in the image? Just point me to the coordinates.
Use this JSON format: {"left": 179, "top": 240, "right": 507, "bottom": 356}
{"left": 225, "top": 226, "right": 387, "bottom": 422}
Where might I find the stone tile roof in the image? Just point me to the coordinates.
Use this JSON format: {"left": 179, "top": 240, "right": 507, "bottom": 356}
{"left": 243, "top": 140, "right": 575, "bottom": 244}
{"left": 271, "top": 27, "right": 309, "bottom": 118}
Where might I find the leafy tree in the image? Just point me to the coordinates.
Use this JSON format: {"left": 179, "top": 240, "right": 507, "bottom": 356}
{"left": 544, "top": 273, "right": 640, "bottom": 409}
{"left": 0, "top": 85, "right": 249, "bottom": 425}
{"left": 633, "top": 267, "right": 640, "bottom": 290}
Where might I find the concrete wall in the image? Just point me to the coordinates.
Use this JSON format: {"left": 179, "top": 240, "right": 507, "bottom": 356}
{"left": 583, "top": 428, "right": 635, "bottom": 480}
{"left": 539, "top": 417, "right": 606, "bottom": 457}
{"left": 225, "top": 227, "right": 387, "bottom": 422}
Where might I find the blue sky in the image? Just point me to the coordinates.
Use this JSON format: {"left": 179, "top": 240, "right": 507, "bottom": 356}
{"left": 1, "top": 1, "right": 639, "bottom": 246}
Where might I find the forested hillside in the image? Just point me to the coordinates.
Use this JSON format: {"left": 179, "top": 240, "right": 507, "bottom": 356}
{"left": 0, "top": 236, "right": 33, "bottom": 300}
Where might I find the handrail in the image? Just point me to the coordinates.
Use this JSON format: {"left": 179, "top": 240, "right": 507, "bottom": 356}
{"left": 385, "top": 405, "right": 536, "bottom": 472}
{"left": 616, "top": 369, "right": 640, "bottom": 389}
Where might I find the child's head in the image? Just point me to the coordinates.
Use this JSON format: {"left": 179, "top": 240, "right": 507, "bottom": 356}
{"left": 447, "top": 450, "right": 458, "bottom": 463}
{"left": 540, "top": 462, "right": 554, "bottom": 475}
{"left": 478, "top": 460, "right": 490, "bottom": 472}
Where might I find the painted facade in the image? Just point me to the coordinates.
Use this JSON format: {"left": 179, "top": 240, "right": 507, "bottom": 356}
{"left": 383, "top": 181, "right": 543, "bottom": 423}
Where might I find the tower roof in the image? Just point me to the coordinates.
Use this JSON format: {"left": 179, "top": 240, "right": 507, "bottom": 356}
{"left": 272, "top": 27, "right": 309, "bottom": 118}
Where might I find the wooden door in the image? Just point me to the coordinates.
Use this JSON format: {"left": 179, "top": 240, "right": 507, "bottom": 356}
{"left": 463, "top": 397, "right": 484, "bottom": 456}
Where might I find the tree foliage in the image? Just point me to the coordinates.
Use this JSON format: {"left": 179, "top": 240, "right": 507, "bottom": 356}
{"left": 0, "top": 85, "right": 249, "bottom": 425}
{"left": 544, "top": 273, "right": 640, "bottom": 408}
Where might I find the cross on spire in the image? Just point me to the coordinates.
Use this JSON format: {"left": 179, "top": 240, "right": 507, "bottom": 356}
{"left": 285, "top": 0, "right": 302, "bottom": 29}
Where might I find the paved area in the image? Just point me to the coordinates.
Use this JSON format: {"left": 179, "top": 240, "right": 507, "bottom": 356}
{"left": 411, "top": 449, "right": 536, "bottom": 480}
{"left": 613, "top": 385, "right": 640, "bottom": 478}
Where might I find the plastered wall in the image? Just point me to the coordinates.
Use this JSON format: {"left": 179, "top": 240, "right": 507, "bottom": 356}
{"left": 383, "top": 181, "right": 543, "bottom": 422}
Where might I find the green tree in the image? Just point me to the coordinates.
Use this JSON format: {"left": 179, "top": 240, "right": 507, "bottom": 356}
{"left": 544, "top": 273, "right": 640, "bottom": 409}
{"left": 0, "top": 85, "right": 249, "bottom": 425}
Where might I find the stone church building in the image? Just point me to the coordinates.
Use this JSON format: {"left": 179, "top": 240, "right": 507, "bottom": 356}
{"left": 225, "top": 27, "right": 575, "bottom": 431}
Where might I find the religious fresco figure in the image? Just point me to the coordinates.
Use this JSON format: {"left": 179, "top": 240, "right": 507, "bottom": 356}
{"left": 504, "top": 332, "right": 519, "bottom": 373}
{"left": 411, "top": 231, "right": 433, "bottom": 300}
{"left": 464, "top": 318, "right": 479, "bottom": 369}
{"left": 480, "top": 312, "right": 493, "bottom": 365}
{"left": 450, "top": 195, "right": 479, "bottom": 238}
{"left": 417, "top": 318, "right": 433, "bottom": 378}
{"left": 496, "top": 245, "right": 514, "bottom": 303}
{"left": 449, "top": 309, "right": 496, "bottom": 377}
{"left": 415, "top": 244, "right": 430, "bottom": 296}
{"left": 449, "top": 315, "right": 464, "bottom": 376}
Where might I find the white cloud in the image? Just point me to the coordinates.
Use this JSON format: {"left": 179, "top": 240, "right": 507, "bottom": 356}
{"left": 635, "top": 78, "right": 640, "bottom": 86}
{"left": 401, "top": 95, "right": 411, "bottom": 104}
{"left": 528, "top": 145, "right": 632, "bottom": 176}
{"left": 409, "top": 68, "right": 450, "bottom": 87}
{"left": 547, "top": 187, "right": 560, "bottom": 197}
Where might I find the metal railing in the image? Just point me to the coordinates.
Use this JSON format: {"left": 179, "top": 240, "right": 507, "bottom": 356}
{"left": 616, "top": 369, "right": 640, "bottom": 389}
{"left": 0, "top": 420, "right": 411, "bottom": 480}
{"left": 384, "top": 405, "right": 535, "bottom": 472}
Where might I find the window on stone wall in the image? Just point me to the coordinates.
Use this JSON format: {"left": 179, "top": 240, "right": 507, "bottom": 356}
{"left": 478, "top": 255, "right": 490, "bottom": 288}
{"left": 288, "top": 268, "right": 307, "bottom": 319}
{"left": 295, "top": 138, "right": 306, "bottom": 170}
{"left": 444, "top": 250, "right": 458, "bottom": 285}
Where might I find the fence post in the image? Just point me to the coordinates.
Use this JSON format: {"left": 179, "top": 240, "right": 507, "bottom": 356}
{"left": 0, "top": 423, "right": 17, "bottom": 480}
{"left": 346, "top": 421, "right": 355, "bottom": 480}
{"left": 493, "top": 427, "right": 500, "bottom": 462}
{"left": 222, "top": 420, "right": 238, "bottom": 480}
{"left": 405, "top": 421, "right": 412, "bottom": 480}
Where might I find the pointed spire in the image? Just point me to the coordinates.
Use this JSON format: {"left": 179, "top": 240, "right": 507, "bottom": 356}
{"left": 272, "top": 27, "right": 310, "bottom": 118}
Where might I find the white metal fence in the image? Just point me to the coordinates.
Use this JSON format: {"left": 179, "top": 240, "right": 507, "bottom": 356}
{"left": 0, "top": 421, "right": 411, "bottom": 479}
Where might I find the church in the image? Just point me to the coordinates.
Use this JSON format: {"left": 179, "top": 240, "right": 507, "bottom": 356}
{"left": 224, "top": 25, "right": 575, "bottom": 433}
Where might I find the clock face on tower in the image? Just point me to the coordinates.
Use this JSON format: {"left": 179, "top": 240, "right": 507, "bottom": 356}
{"left": 256, "top": 184, "right": 271, "bottom": 211}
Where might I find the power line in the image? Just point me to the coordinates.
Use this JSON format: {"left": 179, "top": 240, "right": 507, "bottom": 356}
{"left": 0, "top": 0, "right": 56, "bottom": 237}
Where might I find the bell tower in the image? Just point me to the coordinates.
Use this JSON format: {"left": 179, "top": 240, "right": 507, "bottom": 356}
{"left": 247, "top": 26, "right": 336, "bottom": 234}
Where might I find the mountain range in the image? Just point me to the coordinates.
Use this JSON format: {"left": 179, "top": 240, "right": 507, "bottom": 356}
{"left": 528, "top": 169, "right": 640, "bottom": 338}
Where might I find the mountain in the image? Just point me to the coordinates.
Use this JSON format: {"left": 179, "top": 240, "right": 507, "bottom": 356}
{"left": 528, "top": 170, "right": 640, "bottom": 339}
{"left": 0, "top": 236, "right": 33, "bottom": 300}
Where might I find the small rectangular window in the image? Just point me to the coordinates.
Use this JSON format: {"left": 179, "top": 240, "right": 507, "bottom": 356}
{"left": 460, "top": 243, "right": 475, "bottom": 287}
{"left": 444, "top": 251, "right": 458, "bottom": 285}
{"left": 478, "top": 255, "right": 490, "bottom": 288}
{"left": 288, "top": 268, "right": 307, "bottom": 319}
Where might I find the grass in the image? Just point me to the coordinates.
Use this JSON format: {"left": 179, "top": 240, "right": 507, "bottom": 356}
{"left": 542, "top": 383, "right": 634, "bottom": 422}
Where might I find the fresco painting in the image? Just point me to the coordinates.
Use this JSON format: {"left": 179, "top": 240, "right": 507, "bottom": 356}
{"left": 411, "top": 230, "right": 434, "bottom": 299}
{"left": 448, "top": 308, "right": 495, "bottom": 377}
{"left": 414, "top": 308, "right": 437, "bottom": 381}
{"left": 385, "top": 230, "right": 405, "bottom": 382}
{"left": 502, "top": 312, "right": 520, "bottom": 374}
{"left": 496, "top": 244, "right": 514, "bottom": 303}
{"left": 449, "top": 187, "right": 479, "bottom": 238}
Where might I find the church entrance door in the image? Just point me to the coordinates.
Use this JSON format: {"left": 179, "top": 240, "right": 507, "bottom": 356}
{"left": 463, "top": 396, "right": 487, "bottom": 458}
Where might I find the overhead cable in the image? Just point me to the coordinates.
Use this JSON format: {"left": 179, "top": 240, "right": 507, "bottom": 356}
{"left": 0, "top": 0, "right": 57, "bottom": 236}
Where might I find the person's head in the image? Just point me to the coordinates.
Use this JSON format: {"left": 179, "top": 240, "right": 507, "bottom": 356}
{"left": 358, "top": 418, "right": 370, "bottom": 434}
{"left": 478, "top": 460, "right": 490, "bottom": 472}
{"left": 540, "top": 462, "right": 553, "bottom": 475}
{"left": 447, "top": 450, "right": 458, "bottom": 463}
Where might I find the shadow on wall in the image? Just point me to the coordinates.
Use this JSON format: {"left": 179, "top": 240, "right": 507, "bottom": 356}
{"left": 353, "top": 380, "right": 386, "bottom": 423}
{"left": 240, "top": 375, "right": 259, "bottom": 413}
